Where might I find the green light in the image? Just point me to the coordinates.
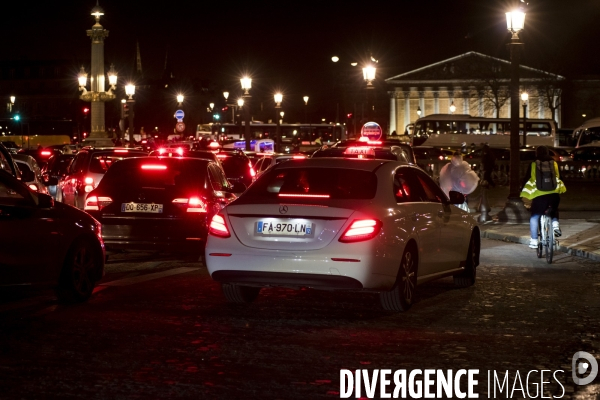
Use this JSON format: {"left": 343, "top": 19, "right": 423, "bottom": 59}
{"left": 14, "top": 115, "right": 20, "bottom": 121}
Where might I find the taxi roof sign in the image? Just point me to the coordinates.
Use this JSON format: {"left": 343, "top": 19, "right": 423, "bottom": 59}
{"left": 343, "top": 147, "right": 376, "bottom": 157}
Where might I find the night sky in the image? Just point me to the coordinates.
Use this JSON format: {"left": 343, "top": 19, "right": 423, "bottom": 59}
{"left": 2, "top": 0, "right": 600, "bottom": 118}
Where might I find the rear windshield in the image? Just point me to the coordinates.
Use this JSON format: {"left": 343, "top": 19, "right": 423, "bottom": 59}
{"left": 99, "top": 159, "right": 208, "bottom": 190}
{"left": 88, "top": 151, "right": 147, "bottom": 174}
{"left": 220, "top": 157, "right": 250, "bottom": 176}
{"left": 240, "top": 167, "right": 377, "bottom": 202}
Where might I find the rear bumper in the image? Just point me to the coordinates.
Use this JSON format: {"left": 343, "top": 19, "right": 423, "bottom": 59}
{"left": 211, "top": 270, "right": 363, "bottom": 289}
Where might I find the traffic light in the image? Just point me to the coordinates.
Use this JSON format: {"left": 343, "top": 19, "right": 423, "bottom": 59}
{"left": 121, "top": 103, "right": 130, "bottom": 119}
{"left": 347, "top": 113, "right": 353, "bottom": 119}
{"left": 14, "top": 114, "right": 20, "bottom": 121}
{"left": 83, "top": 107, "right": 90, "bottom": 114}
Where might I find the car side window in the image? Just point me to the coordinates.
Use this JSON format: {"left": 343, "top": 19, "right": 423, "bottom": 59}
{"left": 70, "top": 152, "right": 88, "bottom": 174}
{"left": 208, "top": 164, "right": 229, "bottom": 191}
{"left": 393, "top": 169, "right": 420, "bottom": 203}
{"left": 414, "top": 170, "right": 447, "bottom": 203}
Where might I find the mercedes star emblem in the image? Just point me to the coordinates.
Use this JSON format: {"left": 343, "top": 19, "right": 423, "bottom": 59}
{"left": 279, "top": 205, "right": 288, "bottom": 214}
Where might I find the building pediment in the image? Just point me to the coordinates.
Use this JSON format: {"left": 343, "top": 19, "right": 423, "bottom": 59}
{"left": 385, "top": 51, "right": 564, "bottom": 84}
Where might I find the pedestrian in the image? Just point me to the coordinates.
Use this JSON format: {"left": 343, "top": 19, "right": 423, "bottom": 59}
{"left": 315, "top": 136, "right": 323, "bottom": 146}
{"left": 481, "top": 144, "right": 496, "bottom": 187}
{"left": 439, "top": 152, "right": 479, "bottom": 212}
{"left": 520, "top": 145, "right": 567, "bottom": 249}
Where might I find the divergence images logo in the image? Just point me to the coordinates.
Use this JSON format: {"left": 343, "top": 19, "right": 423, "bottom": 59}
{"left": 572, "top": 351, "right": 598, "bottom": 386}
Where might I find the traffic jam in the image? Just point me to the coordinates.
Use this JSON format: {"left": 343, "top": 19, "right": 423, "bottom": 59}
{"left": 0, "top": 122, "right": 479, "bottom": 312}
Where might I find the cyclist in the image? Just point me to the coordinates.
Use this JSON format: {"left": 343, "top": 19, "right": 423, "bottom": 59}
{"left": 520, "top": 145, "right": 567, "bottom": 249}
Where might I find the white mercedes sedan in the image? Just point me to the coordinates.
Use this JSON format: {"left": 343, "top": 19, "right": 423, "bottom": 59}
{"left": 205, "top": 158, "right": 480, "bottom": 311}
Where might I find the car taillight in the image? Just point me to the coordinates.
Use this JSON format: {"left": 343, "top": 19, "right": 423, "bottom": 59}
{"left": 40, "top": 150, "right": 52, "bottom": 157}
{"left": 209, "top": 214, "right": 230, "bottom": 238}
{"left": 172, "top": 197, "right": 208, "bottom": 213}
{"left": 250, "top": 165, "right": 256, "bottom": 177}
{"left": 141, "top": 164, "right": 167, "bottom": 170}
{"left": 339, "top": 219, "right": 382, "bottom": 243}
{"left": 176, "top": 147, "right": 184, "bottom": 156}
{"left": 158, "top": 148, "right": 166, "bottom": 155}
{"left": 84, "top": 196, "right": 113, "bottom": 211}
{"left": 83, "top": 176, "right": 95, "bottom": 192}
{"left": 216, "top": 154, "right": 228, "bottom": 159}
{"left": 28, "top": 184, "right": 38, "bottom": 191}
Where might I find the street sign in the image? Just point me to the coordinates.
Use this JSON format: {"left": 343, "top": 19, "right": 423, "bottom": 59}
{"left": 175, "top": 122, "right": 186, "bottom": 133}
{"left": 174, "top": 109, "right": 185, "bottom": 121}
{"left": 361, "top": 122, "right": 383, "bottom": 141}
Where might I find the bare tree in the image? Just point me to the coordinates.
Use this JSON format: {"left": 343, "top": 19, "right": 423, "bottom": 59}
{"left": 534, "top": 71, "right": 565, "bottom": 122}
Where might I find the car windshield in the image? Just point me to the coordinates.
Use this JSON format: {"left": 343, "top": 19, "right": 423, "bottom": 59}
{"left": 240, "top": 167, "right": 377, "bottom": 202}
{"left": 99, "top": 159, "right": 208, "bottom": 191}
{"left": 579, "top": 127, "right": 600, "bottom": 146}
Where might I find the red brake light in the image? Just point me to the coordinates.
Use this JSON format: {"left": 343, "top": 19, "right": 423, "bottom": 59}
{"left": 84, "top": 176, "right": 94, "bottom": 185}
{"left": 216, "top": 154, "right": 228, "bottom": 159}
{"left": 172, "top": 197, "right": 207, "bottom": 213}
{"left": 292, "top": 155, "right": 306, "bottom": 159}
{"left": 141, "top": 164, "right": 167, "bottom": 170}
{"left": 114, "top": 149, "right": 129, "bottom": 153}
{"left": 278, "top": 193, "right": 330, "bottom": 199}
{"left": 176, "top": 147, "right": 184, "bottom": 156}
{"left": 367, "top": 140, "right": 382, "bottom": 145}
{"left": 40, "top": 150, "right": 52, "bottom": 156}
{"left": 209, "top": 214, "right": 230, "bottom": 238}
{"left": 250, "top": 165, "right": 256, "bottom": 177}
{"left": 158, "top": 148, "right": 166, "bottom": 155}
{"left": 209, "top": 141, "right": 221, "bottom": 148}
{"left": 84, "top": 195, "right": 113, "bottom": 211}
{"left": 339, "top": 219, "right": 382, "bottom": 243}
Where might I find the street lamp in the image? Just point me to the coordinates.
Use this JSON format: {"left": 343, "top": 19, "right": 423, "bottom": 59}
{"left": 7, "top": 95, "right": 15, "bottom": 113}
{"left": 499, "top": 5, "right": 527, "bottom": 222}
{"left": 124, "top": 84, "right": 135, "bottom": 142}
{"left": 362, "top": 65, "right": 376, "bottom": 88}
{"left": 521, "top": 92, "right": 529, "bottom": 147}
{"left": 78, "top": 3, "right": 117, "bottom": 141}
{"left": 177, "top": 94, "right": 184, "bottom": 106}
{"left": 240, "top": 76, "right": 252, "bottom": 150}
{"left": 274, "top": 93, "right": 283, "bottom": 152}
{"left": 449, "top": 101, "right": 456, "bottom": 114}
{"left": 303, "top": 96, "right": 309, "bottom": 124}
{"left": 417, "top": 106, "right": 422, "bottom": 117}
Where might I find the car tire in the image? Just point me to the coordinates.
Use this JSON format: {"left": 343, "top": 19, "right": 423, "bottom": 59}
{"left": 454, "top": 233, "right": 479, "bottom": 288}
{"left": 380, "top": 243, "right": 418, "bottom": 312}
{"left": 222, "top": 283, "right": 261, "bottom": 304}
{"left": 56, "top": 239, "right": 100, "bottom": 303}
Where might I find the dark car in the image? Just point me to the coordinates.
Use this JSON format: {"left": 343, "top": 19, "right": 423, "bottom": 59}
{"left": 215, "top": 150, "right": 256, "bottom": 189}
{"left": 84, "top": 157, "right": 239, "bottom": 256}
{"left": 572, "top": 146, "right": 600, "bottom": 161}
{"left": 42, "top": 153, "right": 76, "bottom": 202}
{"left": 149, "top": 147, "right": 219, "bottom": 162}
{"left": 0, "top": 169, "right": 105, "bottom": 302}
{"left": 0, "top": 142, "right": 26, "bottom": 180}
{"left": 60, "top": 147, "right": 148, "bottom": 209}
{"left": 17, "top": 148, "right": 58, "bottom": 169}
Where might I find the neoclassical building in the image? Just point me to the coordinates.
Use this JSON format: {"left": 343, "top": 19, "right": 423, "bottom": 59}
{"left": 385, "top": 52, "right": 564, "bottom": 135}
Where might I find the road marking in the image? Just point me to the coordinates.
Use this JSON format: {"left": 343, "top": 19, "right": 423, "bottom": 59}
{"left": 99, "top": 267, "right": 200, "bottom": 287}
{"left": 566, "top": 233, "right": 600, "bottom": 248}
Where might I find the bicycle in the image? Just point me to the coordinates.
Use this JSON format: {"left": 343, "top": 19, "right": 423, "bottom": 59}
{"left": 536, "top": 207, "right": 557, "bottom": 264}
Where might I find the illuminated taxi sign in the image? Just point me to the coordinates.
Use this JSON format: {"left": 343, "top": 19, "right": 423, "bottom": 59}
{"left": 361, "top": 121, "right": 383, "bottom": 141}
{"left": 343, "top": 147, "right": 376, "bottom": 157}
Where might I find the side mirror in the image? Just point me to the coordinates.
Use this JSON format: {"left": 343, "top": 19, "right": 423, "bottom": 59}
{"left": 38, "top": 193, "right": 55, "bottom": 208}
{"left": 45, "top": 177, "right": 59, "bottom": 186}
{"left": 229, "top": 181, "right": 247, "bottom": 193}
{"left": 448, "top": 191, "right": 465, "bottom": 205}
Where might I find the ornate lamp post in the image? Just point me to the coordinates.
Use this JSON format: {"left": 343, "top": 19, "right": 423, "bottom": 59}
{"left": 521, "top": 92, "right": 529, "bottom": 147}
{"left": 124, "top": 83, "right": 135, "bottom": 141}
{"left": 237, "top": 98, "right": 244, "bottom": 140}
{"left": 274, "top": 93, "right": 283, "bottom": 152}
{"left": 450, "top": 101, "right": 456, "bottom": 114}
{"left": 177, "top": 94, "right": 184, "bottom": 106}
{"left": 240, "top": 76, "right": 252, "bottom": 150}
{"left": 78, "top": 2, "right": 117, "bottom": 142}
{"left": 499, "top": 5, "right": 527, "bottom": 222}
{"left": 363, "top": 64, "right": 376, "bottom": 123}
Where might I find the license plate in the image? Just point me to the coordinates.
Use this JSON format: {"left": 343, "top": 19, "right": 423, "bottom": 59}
{"left": 121, "top": 202, "right": 163, "bottom": 213}
{"left": 255, "top": 219, "right": 314, "bottom": 237}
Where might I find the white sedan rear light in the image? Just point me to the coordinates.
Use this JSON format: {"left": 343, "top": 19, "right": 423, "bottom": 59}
{"left": 209, "top": 214, "right": 230, "bottom": 238}
{"left": 339, "top": 219, "right": 382, "bottom": 243}
{"left": 84, "top": 196, "right": 113, "bottom": 211}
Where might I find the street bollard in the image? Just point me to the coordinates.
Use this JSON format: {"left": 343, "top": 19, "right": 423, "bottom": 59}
{"left": 477, "top": 179, "right": 491, "bottom": 223}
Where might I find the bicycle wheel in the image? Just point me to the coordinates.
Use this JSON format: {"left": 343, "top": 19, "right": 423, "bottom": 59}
{"left": 536, "top": 217, "right": 543, "bottom": 258}
{"left": 545, "top": 216, "right": 554, "bottom": 264}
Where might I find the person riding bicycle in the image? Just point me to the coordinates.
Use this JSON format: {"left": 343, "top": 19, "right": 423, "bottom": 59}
{"left": 520, "top": 145, "right": 567, "bottom": 249}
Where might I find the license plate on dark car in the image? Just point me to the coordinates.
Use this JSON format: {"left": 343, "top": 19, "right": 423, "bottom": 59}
{"left": 121, "top": 203, "right": 163, "bottom": 213}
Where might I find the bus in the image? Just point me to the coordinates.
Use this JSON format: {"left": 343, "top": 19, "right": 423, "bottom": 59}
{"left": 0, "top": 118, "right": 76, "bottom": 149}
{"left": 200, "top": 122, "right": 347, "bottom": 146}
{"left": 571, "top": 117, "right": 600, "bottom": 148}
{"left": 412, "top": 114, "right": 557, "bottom": 149}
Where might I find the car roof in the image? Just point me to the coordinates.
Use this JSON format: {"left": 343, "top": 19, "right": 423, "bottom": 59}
{"left": 271, "top": 157, "right": 399, "bottom": 172}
